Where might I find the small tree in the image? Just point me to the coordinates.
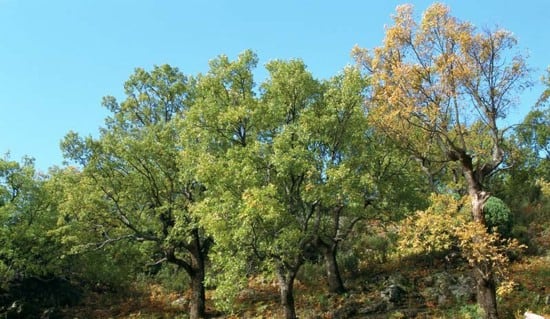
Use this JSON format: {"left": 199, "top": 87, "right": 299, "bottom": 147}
{"left": 399, "top": 193, "right": 525, "bottom": 302}
{"left": 398, "top": 193, "right": 468, "bottom": 256}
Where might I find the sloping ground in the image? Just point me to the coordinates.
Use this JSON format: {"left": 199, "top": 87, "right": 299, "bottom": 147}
{"left": 499, "top": 255, "right": 550, "bottom": 318}
{"left": 58, "top": 225, "right": 550, "bottom": 319}
{"left": 60, "top": 252, "right": 549, "bottom": 319}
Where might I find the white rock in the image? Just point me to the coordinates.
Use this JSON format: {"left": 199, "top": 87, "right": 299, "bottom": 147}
{"left": 524, "top": 311, "right": 545, "bottom": 319}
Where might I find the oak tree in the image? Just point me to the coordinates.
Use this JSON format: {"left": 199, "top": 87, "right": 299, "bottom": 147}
{"left": 353, "top": 4, "right": 530, "bottom": 318}
{"left": 61, "top": 65, "right": 212, "bottom": 319}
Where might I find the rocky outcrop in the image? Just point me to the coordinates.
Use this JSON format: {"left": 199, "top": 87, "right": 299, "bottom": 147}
{"left": 331, "top": 270, "right": 476, "bottom": 319}
{"left": 419, "top": 271, "right": 476, "bottom": 306}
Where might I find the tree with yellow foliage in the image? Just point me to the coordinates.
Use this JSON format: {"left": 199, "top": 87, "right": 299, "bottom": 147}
{"left": 354, "top": 3, "right": 530, "bottom": 318}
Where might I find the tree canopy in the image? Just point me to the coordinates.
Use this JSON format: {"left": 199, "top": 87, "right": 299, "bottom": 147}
{"left": 1, "top": 4, "right": 548, "bottom": 319}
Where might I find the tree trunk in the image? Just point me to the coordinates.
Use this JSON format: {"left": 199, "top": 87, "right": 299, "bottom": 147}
{"left": 276, "top": 265, "right": 298, "bottom": 319}
{"left": 320, "top": 243, "right": 346, "bottom": 294}
{"left": 470, "top": 190, "right": 488, "bottom": 224}
{"left": 188, "top": 234, "right": 209, "bottom": 319}
{"left": 189, "top": 266, "right": 206, "bottom": 319}
{"left": 166, "top": 234, "right": 209, "bottom": 319}
{"left": 467, "top": 170, "right": 499, "bottom": 319}
{"left": 475, "top": 271, "right": 499, "bottom": 319}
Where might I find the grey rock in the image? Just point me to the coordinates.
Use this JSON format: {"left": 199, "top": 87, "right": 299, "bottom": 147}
{"left": 419, "top": 271, "right": 476, "bottom": 306}
{"left": 381, "top": 284, "right": 407, "bottom": 304}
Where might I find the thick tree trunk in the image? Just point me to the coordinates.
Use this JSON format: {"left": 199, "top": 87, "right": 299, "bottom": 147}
{"left": 166, "top": 234, "right": 210, "bottom": 319}
{"left": 188, "top": 235, "right": 209, "bottom": 319}
{"left": 276, "top": 265, "right": 298, "bottom": 319}
{"left": 475, "top": 271, "right": 499, "bottom": 319}
{"left": 470, "top": 190, "right": 488, "bottom": 224}
{"left": 320, "top": 243, "right": 346, "bottom": 294}
{"left": 189, "top": 266, "right": 206, "bottom": 319}
{"left": 466, "top": 169, "right": 499, "bottom": 319}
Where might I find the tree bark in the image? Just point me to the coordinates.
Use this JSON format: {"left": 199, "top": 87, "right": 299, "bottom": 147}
{"left": 466, "top": 167, "right": 499, "bottom": 319}
{"left": 276, "top": 265, "right": 298, "bottom": 319}
{"left": 166, "top": 233, "right": 209, "bottom": 319}
{"left": 319, "top": 242, "right": 346, "bottom": 294}
{"left": 475, "top": 271, "right": 499, "bottom": 319}
{"left": 189, "top": 266, "right": 206, "bottom": 319}
{"left": 188, "top": 234, "right": 209, "bottom": 319}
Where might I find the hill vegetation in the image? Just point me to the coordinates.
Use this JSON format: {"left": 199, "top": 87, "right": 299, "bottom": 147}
{"left": 1, "top": 3, "right": 549, "bottom": 319}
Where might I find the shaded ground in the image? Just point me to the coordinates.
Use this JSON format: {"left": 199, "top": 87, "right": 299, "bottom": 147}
{"left": 55, "top": 252, "right": 549, "bottom": 319}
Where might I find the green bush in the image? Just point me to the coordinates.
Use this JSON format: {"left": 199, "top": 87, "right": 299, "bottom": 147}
{"left": 154, "top": 263, "right": 190, "bottom": 292}
{"left": 483, "top": 197, "right": 513, "bottom": 237}
{"left": 336, "top": 250, "right": 360, "bottom": 276}
{"left": 297, "top": 262, "right": 324, "bottom": 287}
{"left": 451, "top": 303, "right": 483, "bottom": 319}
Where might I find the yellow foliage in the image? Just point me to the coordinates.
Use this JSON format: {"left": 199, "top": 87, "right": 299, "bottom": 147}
{"left": 398, "top": 194, "right": 468, "bottom": 255}
{"left": 537, "top": 178, "right": 550, "bottom": 199}
{"left": 456, "top": 220, "right": 526, "bottom": 295}
{"left": 496, "top": 280, "right": 517, "bottom": 297}
{"left": 399, "top": 192, "right": 527, "bottom": 296}
{"left": 354, "top": 2, "right": 528, "bottom": 168}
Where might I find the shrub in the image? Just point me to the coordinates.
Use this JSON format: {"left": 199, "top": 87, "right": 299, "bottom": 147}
{"left": 398, "top": 194, "right": 468, "bottom": 256}
{"left": 484, "top": 196, "right": 513, "bottom": 237}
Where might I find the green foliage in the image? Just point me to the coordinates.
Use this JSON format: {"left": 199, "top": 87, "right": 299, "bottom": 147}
{"left": 152, "top": 263, "right": 190, "bottom": 293}
{"left": 483, "top": 196, "right": 513, "bottom": 237}
{"left": 296, "top": 262, "right": 324, "bottom": 287}
{"left": 187, "top": 54, "right": 324, "bottom": 312}
{"left": 446, "top": 303, "right": 484, "bottom": 319}
{"left": 60, "top": 64, "right": 213, "bottom": 318}
{"left": 1, "top": 14, "right": 547, "bottom": 317}
{"left": 205, "top": 249, "right": 249, "bottom": 312}
{"left": 363, "top": 233, "right": 392, "bottom": 263}
{"left": 0, "top": 157, "right": 66, "bottom": 283}
{"left": 60, "top": 63, "right": 203, "bottom": 263}
{"left": 388, "top": 311, "right": 406, "bottom": 319}
{"left": 185, "top": 51, "right": 432, "bottom": 315}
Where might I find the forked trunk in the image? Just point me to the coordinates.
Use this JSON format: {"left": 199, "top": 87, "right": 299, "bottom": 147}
{"left": 276, "top": 265, "right": 298, "bottom": 319}
{"left": 168, "top": 234, "right": 209, "bottom": 319}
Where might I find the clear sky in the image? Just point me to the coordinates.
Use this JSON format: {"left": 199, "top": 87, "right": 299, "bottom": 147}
{"left": 1, "top": 0, "right": 549, "bottom": 171}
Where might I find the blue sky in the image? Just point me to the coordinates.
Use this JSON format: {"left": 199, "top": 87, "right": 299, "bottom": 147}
{"left": 1, "top": 1, "right": 549, "bottom": 171}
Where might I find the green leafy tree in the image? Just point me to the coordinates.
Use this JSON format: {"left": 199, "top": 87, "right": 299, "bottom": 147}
{"left": 353, "top": 4, "right": 530, "bottom": 318}
{"left": 180, "top": 50, "right": 265, "bottom": 313}
{"left": 515, "top": 70, "right": 550, "bottom": 178}
{"left": 61, "top": 65, "right": 212, "bottom": 319}
{"left": 518, "top": 106, "right": 550, "bottom": 162}
{"left": 0, "top": 157, "right": 64, "bottom": 284}
{"left": 47, "top": 166, "right": 150, "bottom": 288}
{"left": 0, "top": 157, "right": 90, "bottom": 318}
{"left": 184, "top": 51, "right": 428, "bottom": 317}
{"left": 303, "top": 67, "right": 370, "bottom": 294}
{"left": 185, "top": 51, "right": 359, "bottom": 318}
{"left": 184, "top": 52, "right": 315, "bottom": 318}
{"left": 304, "top": 67, "right": 428, "bottom": 293}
